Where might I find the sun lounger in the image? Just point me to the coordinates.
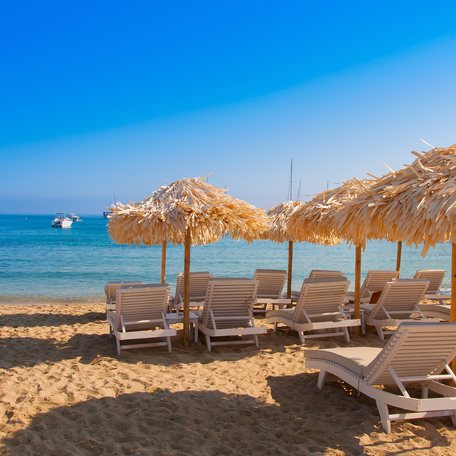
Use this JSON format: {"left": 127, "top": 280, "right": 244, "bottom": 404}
{"left": 308, "top": 269, "right": 345, "bottom": 279}
{"left": 253, "top": 269, "right": 289, "bottom": 312}
{"left": 104, "top": 281, "right": 143, "bottom": 314}
{"left": 107, "top": 284, "right": 177, "bottom": 354}
{"left": 266, "top": 277, "right": 360, "bottom": 344}
{"left": 418, "top": 303, "right": 451, "bottom": 321}
{"left": 346, "top": 270, "right": 399, "bottom": 304}
{"left": 414, "top": 269, "right": 449, "bottom": 303}
{"left": 199, "top": 278, "right": 267, "bottom": 351}
{"left": 362, "top": 279, "right": 433, "bottom": 339}
{"left": 305, "top": 322, "right": 456, "bottom": 433}
{"left": 171, "top": 271, "right": 212, "bottom": 311}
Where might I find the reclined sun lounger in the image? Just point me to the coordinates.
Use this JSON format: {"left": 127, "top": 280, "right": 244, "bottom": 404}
{"left": 253, "top": 269, "right": 289, "bottom": 312}
{"left": 104, "top": 281, "right": 143, "bottom": 315}
{"left": 108, "top": 284, "right": 177, "bottom": 354}
{"left": 418, "top": 303, "right": 451, "bottom": 321}
{"left": 346, "top": 270, "right": 399, "bottom": 304}
{"left": 362, "top": 279, "right": 433, "bottom": 340}
{"left": 305, "top": 322, "right": 456, "bottom": 433}
{"left": 308, "top": 269, "right": 345, "bottom": 279}
{"left": 266, "top": 277, "right": 360, "bottom": 344}
{"left": 171, "top": 271, "right": 212, "bottom": 311}
{"left": 199, "top": 278, "right": 267, "bottom": 351}
{"left": 414, "top": 269, "right": 450, "bottom": 303}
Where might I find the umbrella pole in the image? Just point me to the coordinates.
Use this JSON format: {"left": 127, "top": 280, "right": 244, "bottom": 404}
{"left": 451, "top": 243, "right": 456, "bottom": 373}
{"left": 183, "top": 228, "right": 191, "bottom": 347}
{"left": 451, "top": 243, "right": 456, "bottom": 323}
{"left": 354, "top": 245, "right": 362, "bottom": 336}
{"left": 395, "top": 241, "right": 402, "bottom": 276}
{"left": 161, "top": 241, "right": 167, "bottom": 284}
{"left": 287, "top": 241, "right": 293, "bottom": 299}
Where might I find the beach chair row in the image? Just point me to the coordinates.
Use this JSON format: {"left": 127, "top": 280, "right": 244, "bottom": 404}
{"left": 104, "top": 268, "right": 448, "bottom": 354}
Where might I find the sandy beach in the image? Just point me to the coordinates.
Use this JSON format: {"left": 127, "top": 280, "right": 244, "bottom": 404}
{"left": 0, "top": 303, "right": 455, "bottom": 455}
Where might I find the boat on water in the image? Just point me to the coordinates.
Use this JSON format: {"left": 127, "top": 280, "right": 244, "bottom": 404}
{"left": 69, "top": 213, "right": 82, "bottom": 222}
{"left": 103, "top": 211, "right": 112, "bottom": 219}
{"left": 51, "top": 213, "right": 73, "bottom": 228}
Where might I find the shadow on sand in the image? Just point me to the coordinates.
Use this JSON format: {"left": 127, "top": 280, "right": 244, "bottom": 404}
{"left": 0, "top": 329, "right": 308, "bottom": 369}
{"left": 1, "top": 389, "right": 368, "bottom": 455}
{"left": 0, "top": 311, "right": 106, "bottom": 328}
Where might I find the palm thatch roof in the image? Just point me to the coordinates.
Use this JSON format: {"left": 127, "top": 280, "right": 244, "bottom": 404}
{"left": 108, "top": 177, "right": 268, "bottom": 246}
{"left": 262, "top": 201, "right": 305, "bottom": 243}
{"left": 287, "top": 178, "right": 374, "bottom": 245}
{"left": 334, "top": 145, "right": 456, "bottom": 254}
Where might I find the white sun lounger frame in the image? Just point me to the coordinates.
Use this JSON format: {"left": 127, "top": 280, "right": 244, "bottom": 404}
{"left": 266, "top": 278, "right": 360, "bottom": 344}
{"left": 172, "top": 271, "right": 212, "bottom": 311}
{"left": 199, "top": 278, "right": 267, "bottom": 351}
{"left": 363, "top": 279, "right": 433, "bottom": 340}
{"left": 253, "top": 269, "right": 289, "bottom": 312}
{"left": 305, "top": 322, "right": 456, "bottom": 433}
{"left": 108, "top": 284, "right": 176, "bottom": 354}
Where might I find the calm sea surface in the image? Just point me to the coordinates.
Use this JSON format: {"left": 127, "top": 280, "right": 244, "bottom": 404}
{"left": 0, "top": 214, "right": 452, "bottom": 302}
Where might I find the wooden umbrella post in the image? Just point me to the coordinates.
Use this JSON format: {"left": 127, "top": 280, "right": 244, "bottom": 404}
{"left": 354, "top": 245, "right": 362, "bottom": 336}
{"left": 161, "top": 241, "right": 167, "bottom": 284}
{"left": 451, "top": 244, "right": 456, "bottom": 374}
{"left": 395, "top": 241, "right": 402, "bottom": 276}
{"left": 183, "top": 228, "right": 191, "bottom": 347}
{"left": 451, "top": 243, "right": 456, "bottom": 323}
{"left": 287, "top": 241, "right": 293, "bottom": 299}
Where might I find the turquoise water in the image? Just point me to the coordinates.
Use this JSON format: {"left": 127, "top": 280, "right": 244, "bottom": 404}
{"left": 0, "top": 214, "right": 452, "bottom": 301}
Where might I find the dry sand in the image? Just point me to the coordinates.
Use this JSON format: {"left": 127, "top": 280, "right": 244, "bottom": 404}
{"left": 1, "top": 303, "right": 456, "bottom": 455}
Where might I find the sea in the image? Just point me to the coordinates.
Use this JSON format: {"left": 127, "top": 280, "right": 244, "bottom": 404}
{"left": 0, "top": 214, "right": 452, "bottom": 303}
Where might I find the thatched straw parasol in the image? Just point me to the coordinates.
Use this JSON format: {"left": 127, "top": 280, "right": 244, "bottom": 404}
{"left": 262, "top": 201, "right": 305, "bottom": 298}
{"left": 288, "top": 178, "right": 375, "bottom": 333}
{"left": 335, "top": 144, "right": 456, "bottom": 322}
{"left": 108, "top": 177, "right": 268, "bottom": 346}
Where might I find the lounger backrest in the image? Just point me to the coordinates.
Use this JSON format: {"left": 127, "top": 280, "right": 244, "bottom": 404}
{"left": 414, "top": 269, "right": 446, "bottom": 294}
{"left": 293, "top": 278, "right": 349, "bottom": 321}
{"left": 254, "top": 269, "right": 287, "bottom": 299}
{"left": 114, "top": 284, "right": 169, "bottom": 330}
{"left": 368, "top": 279, "right": 429, "bottom": 320}
{"left": 174, "top": 272, "right": 212, "bottom": 303}
{"left": 361, "top": 270, "right": 399, "bottom": 299}
{"left": 308, "top": 270, "right": 345, "bottom": 279}
{"left": 201, "top": 278, "right": 258, "bottom": 329}
{"left": 104, "top": 281, "right": 143, "bottom": 304}
{"left": 365, "top": 322, "right": 456, "bottom": 386}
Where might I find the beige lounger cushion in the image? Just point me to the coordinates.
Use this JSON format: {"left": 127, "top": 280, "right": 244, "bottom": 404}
{"left": 304, "top": 347, "right": 382, "bottom": 376}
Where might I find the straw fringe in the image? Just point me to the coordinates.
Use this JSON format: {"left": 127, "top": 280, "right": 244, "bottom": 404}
{"left": 108, "top": 177, "right": 268, "bottom": 246}
{"left": 287, "top": 178, "right": 374, "bottom": 245}
{"left": 334, "top": 145, "right": 456, "bottom": 253}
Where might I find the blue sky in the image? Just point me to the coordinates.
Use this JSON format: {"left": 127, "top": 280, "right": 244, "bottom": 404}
{"left": 1, "top": 1, "right": 456, "bottom": 214}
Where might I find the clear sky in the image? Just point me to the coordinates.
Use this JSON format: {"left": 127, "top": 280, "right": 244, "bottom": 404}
{"left": 1, "top": 1, "right": 456, "bottom": 214}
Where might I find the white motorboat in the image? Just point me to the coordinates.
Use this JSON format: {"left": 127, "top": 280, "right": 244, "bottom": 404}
{"left": 69, "top": 213, "right": 82, "bottom": 222}
{"left": 51, "top": 213, "right": 73, "bottom": 228}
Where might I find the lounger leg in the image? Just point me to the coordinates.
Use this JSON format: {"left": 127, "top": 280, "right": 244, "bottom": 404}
{"left": 343, "top": 327, "right": 350, "bottom": 343}
{"left": 273, "top": 322, "right": 278, "bottom": 333}
{"left": 317, "top": 370, "right": 327, "bottom": 390}
{"left": 376, "top": 326, "right": 385, "bottom": 341}
{"left": 376, "top": 400, "right": 391, "bottom": 434}
{"left": 116, "top": 338, "right": 121, "bottom": 356}
{"left": 194, "top": 322, "right": 199, "bottom": 343}
{"left": 166, "top": 337, "right": 172, "bottom": 353}
{"left": 422, "top": 385, "right": 429, "bottom": 399}
{"left": 298, "top": 331, "right": 305, "bottom": 345}
{"left": 253, "top": 334, "right": 259, "bottom": 347}
{"left": 205, "top": 335, "right": 212, "bottom": 352}
{"left": 451, "top": 412, "right": 456, "bottom": 427}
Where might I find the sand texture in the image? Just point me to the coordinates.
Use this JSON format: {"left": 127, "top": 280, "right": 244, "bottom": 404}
{"left": 1, "top": 303, "right": 456, "bottom": 455}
